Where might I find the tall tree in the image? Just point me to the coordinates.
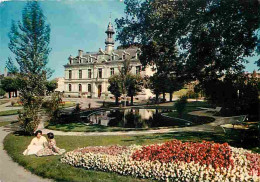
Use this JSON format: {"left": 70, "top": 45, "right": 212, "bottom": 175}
{"left": 116, "top": 0, "right": 260, "bottom": 83}
{"left": 8, "top": 1, "right": 51, "bottom": 135}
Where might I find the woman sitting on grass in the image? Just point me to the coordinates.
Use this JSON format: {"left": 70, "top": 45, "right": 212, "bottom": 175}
{"left": 23, "top": 130, "right": 47, "bottom": 155}
{"left": 36, "top": 132, "right": 66, "bottom": 157}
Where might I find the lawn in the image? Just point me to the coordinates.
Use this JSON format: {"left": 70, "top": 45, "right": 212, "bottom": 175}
{"left": 4, "top": 130, "right": 259, "bottom": 182}
{"left": 46, "top": 122, "right": 163, "bottom": 132}
{"left": 0, "top": 121, "right": 14, "bottom": 127}
{"left": 0, "top": 109, "right": 20, "bottom": 116}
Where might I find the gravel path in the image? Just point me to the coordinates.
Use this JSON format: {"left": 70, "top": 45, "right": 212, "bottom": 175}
{"left": 0, "top": 126, "right": 52, "bottom": 182}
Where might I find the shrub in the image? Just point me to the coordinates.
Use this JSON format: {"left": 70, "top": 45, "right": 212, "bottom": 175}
{"left": 0, "top": 88, "right": 6, "bottom": 96}
{"left": 186, "top": 90, "right": 199, "bottom": 99}
{"left": 174, "top": 96, "right": 188, "bottom": 117}
{"left": 18, "top": 96, "right": 43, "bottom": 135}
{"left": 45, "top": 92, "right": 62, "bottom": 124}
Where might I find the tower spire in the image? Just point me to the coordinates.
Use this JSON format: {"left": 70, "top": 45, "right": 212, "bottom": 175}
{"left": 105, "top": 14, "right": 115, "bottom": 54}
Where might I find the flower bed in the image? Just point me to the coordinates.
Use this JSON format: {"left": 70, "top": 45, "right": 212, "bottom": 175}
{"left": 61, "top": 140, "right": 260, "bottom": 181}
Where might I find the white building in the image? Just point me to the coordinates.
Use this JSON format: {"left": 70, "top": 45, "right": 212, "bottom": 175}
{"left": 64, "top": 21, "right": 154, "bottom": 99}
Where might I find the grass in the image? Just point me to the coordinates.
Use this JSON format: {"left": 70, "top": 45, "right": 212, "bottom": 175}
{"left": 4, "top": 130, "right": 259, "bottom": 182}
{"left": 0, "top": 121, "right": 15, "bottom": 127}
{"left": 0, "top": 109, "right": 20, "bottom": 116}
{"left": 172, "top": 88, "right": 189, "bottom": 96}
{"left": 46, "top": 122, "right": 161, "bottom": 132}
{"left": 60, "top": 102, "right": 76, "bottom": 108}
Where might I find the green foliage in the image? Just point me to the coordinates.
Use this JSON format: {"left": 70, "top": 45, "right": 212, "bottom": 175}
{"left": 0, "top": 88, "right": 6, "bottom": 96}
{"left": 116, "top": 0, "right": 260, "bottom": 83}
{"left": 1, "top": 77, "right": 19, "bottom": 92}
{"left": 45, "top": 80, "right": 58, "bottom": 95}
{"left": 126, "top": 74, "right": 143, "bottom": 105}
{"left": 108, "top": 59, "right": 143, "bottom": 105}
{"left": 6, "top": 57, "right": 18, "bottom": 74}
{"left": 18, "top": 96, "right": 43, "bottom": 135}
{"left": 8, "top": 1, "right": 51, "bottom": 75}
{"left": 202, "top": 74, "right": 259, "bottom": 119}
{"left": 174, "top": 96, "right": 188, "bottom": 117}
{"left": 108, "top": 75, "right": 122, "bottom": 105}
{"left": 45, "top": 92, "right": 62, "bottom": 124}
{"left": 8, "top": 1, "right": 52, "bottom": 135}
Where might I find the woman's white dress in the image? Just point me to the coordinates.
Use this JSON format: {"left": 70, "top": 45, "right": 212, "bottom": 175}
{"left": 23, "top": 136, "right": 48, "bottom": 155}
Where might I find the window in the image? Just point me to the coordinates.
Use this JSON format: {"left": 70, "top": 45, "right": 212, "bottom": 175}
{"left": 88, "top": 69, "right": 92, "bottom": 78}
{"left": 88, "top": 84, "right": 92, "bottom": 92}
{"left": 112, "top": 55, "right": 115, "bottom": 61}
{"left": 122, "top": 54, "right": 126, "bottom": 60}
{"left": 110, "top": 68, "right": 114, "bottom": 76}
{"left": 136, "top": 66, "right": 141, "bottom": 74}
{"left": 69, "top": 84, "right": 72, "bottom": 92}
{"left": 79, "top": 58, "right": 81, "bottom": 64}
{"left": 69, "top": 70, "right": 72, "bottom": 79}
{"left": 79, "top": 70, "right": 82, "bottom": 79}
{"left": 98, "top": 68, "right": 102, "bottom": 78}
{"left": 79, "top": 84, "right": 82, "bottom": 92}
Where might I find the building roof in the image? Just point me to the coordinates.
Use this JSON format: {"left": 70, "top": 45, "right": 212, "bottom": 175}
{"left": 65, "top": 46, "right": 141, "bottom": 66}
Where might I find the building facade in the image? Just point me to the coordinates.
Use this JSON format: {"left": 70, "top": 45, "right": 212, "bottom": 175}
{"left": 64, "top": 21, "right": 153, "bottom": 99}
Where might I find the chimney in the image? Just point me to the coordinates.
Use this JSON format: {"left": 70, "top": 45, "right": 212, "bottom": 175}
{"left": 78, "top": 50, "right": 83, "bottom": 57}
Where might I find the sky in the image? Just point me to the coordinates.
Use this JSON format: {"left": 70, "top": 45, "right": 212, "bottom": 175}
{"left": 0, "top": 0, "right": 125, "bottom": 79}
{"left": 0, "top": 0, "right": 259, "bottom": 80}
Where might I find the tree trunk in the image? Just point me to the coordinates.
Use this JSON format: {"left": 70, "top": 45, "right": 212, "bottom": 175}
{"left": 131, "top": 95, "right": 134, "bottom": 106}
{"left": 169, "top": 92, "right": 173, "bottom": 102}
{"left": 155, "top": 93, "right": 159, "bottom": 104}
{"left": 115, "top": 96, "right": 119, "bottom": 105}
{"left": 163, "top": 92, "right": 166, "bottom": 102}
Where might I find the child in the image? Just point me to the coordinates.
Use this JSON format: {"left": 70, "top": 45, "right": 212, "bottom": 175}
{"left": 36, "top": 132, "right": 65, "bottom": 157}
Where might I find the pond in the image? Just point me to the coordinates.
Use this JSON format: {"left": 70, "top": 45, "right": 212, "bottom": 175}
{"left": 84, "top": 108, "right": 192, "bottom": 128}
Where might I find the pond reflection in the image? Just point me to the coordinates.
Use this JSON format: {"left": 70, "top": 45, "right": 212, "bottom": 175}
{"left": 86, "top": 109, "right": 191, "bottom": 128}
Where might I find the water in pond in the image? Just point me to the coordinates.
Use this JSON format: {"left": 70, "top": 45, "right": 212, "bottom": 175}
{"left": 85, "top": 108, "right": 192, "bottom": 128}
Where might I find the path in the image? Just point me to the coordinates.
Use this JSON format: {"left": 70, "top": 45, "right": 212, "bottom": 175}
{"left": 38, "top": 109, "right": 240, "bottom": 136}
{"left": 0, "top": 101, "right": 22, "bottom": 111}
{"left": 0, "top": 126, "right": 52, "bottom": 182}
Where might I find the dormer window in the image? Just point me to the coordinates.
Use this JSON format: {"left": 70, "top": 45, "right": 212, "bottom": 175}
{"left": 112, "top": 55, "right": 115, "bottom": 61}
{"left": 90, "top": 57, "right": 92, "bottom": 62}
{"left": 79, "top": 58, "right": 81, "bottom": 64}
{"left": 123, "top": 54, "right": 126, "bottom": 60}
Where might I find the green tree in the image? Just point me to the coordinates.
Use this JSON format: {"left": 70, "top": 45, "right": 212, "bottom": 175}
{"left": 45, "top": 80, "right": 58, "bottom": 95}
{"left": 108, "top": 75, "right": 122, "bottom": 105}
{"left": 147, "top": 74, "right": 164, "bottom": 103}
{"left": 8, "top": 1, "right": 51, "bottom": 135}
{"left": 166, "top": 75, "right": 184, "bottom": 102}
{"left": 116, "top": 0, "right": 259, "bottom": 84}
{"left": 126, "top": 74, "right": 143, "bottom": 105}
{"left": 1, "top": 77, "right": 19, "bottom": 93}
{"left": 0, "top": 88, "right": 6, "bottom": 97}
